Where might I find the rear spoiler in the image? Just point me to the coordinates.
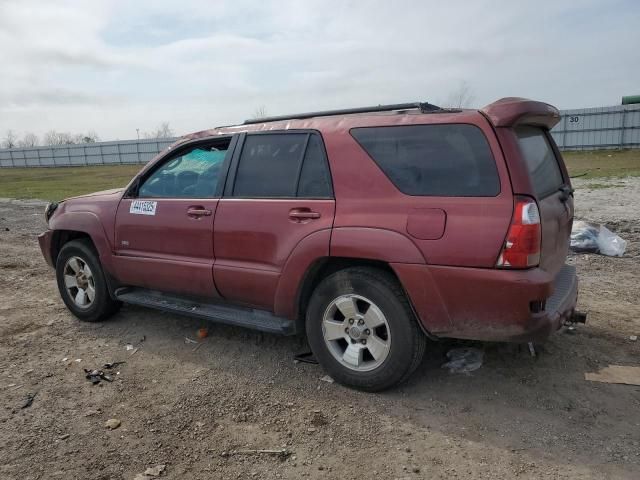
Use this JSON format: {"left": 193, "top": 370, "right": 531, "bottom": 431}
{"left": 481, "top": 97, "right": 560, "bottom": 129}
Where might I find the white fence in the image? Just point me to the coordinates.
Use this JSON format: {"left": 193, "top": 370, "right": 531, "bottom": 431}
{"left": 0, "top": 138, "right": 176, "bottom": 168}
{"left": 550, "top": 104, "right": 640, "bottom": 150}
{"left": 2, "top": 103, "right": 640, "bottom": 168}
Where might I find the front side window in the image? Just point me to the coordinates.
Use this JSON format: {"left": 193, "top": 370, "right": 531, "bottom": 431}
{"left": 232, "top": 132, "right": 332, "bottom": 198}
{"left": 351, "top": 124, "right": 500, "bottom": 197}
{"left": 138, "top": 143, "right": 229, "bottom": 198}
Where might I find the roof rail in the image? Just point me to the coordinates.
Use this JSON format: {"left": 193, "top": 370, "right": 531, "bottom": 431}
{"left": 243, "top": 102, "right": 441, "bottom": 125}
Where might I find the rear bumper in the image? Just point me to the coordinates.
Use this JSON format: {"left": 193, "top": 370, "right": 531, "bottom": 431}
{"left": 38, "top": 230, "right": 55, "bottom": 267}
{"left": 392, "top": 263, "right": 578, "bottom": 342}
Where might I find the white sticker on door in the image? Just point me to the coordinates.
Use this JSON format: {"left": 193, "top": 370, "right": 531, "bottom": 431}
{"left": 129, "top": 200, "right": 157, "bottom": 216}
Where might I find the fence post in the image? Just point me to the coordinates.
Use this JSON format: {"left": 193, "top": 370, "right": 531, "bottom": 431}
{"left": 9, "top": 149, "right": 15, "bottom": 168}
{"left": 620, "top": 107, "right": 627, "bottom": 149}
{"left": 562, "top": 114, "right": 568, "bottom": 150}
{"left": 116, "top": 142, "right": 122, "bottom": 164}
{"left": 36, "top": 148, "right": 41, "bottom": 167}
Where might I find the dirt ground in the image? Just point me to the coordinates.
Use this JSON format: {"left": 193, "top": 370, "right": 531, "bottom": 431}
{"left": 1, "top": 179, "right": 639, "bottom": 480}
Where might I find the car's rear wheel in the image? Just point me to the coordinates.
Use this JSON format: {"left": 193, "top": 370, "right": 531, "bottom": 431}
{"left": 306, "top": 267, "right": 426, "bottom": 391}
{"left": 55, "top": 239, "right": 121, "bottom": 322}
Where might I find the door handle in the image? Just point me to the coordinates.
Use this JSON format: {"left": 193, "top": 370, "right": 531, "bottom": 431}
{"left": 187, "top": 207, "right": 212, "bottom": 217}
{"left": 289, "top": 209, "right": 321, "bottom": 221}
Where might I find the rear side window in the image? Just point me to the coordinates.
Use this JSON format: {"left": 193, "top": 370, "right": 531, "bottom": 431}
{"left": 232, "top": 133, "right": 332, "bottom": 198}
{"left": 351, "top": 124, "right": 500, "bottom": 197}
{"left": 515, "top": 126, "right": 564, "bottom": 198}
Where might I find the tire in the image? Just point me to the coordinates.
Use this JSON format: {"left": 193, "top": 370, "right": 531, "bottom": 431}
{"left": 55, "top": 239, "right": 121, "bottom": 322}
{"left": 306, "top": 267, "right": 427, "bottom": 391}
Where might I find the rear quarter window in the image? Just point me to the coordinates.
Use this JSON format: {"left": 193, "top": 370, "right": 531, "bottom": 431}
{"left": 351, "top": 124, "right": 500, "bottom": 197}
{"left": 515, "top": 126, "right": 564, "bottom": 198}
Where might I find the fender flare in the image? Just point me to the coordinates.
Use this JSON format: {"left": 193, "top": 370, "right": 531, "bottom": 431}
{"left": 330, "top": 227, "right": 426, "bottom": 264}
{"left": 49, "top": 211, "right": 115, "bottom": 274}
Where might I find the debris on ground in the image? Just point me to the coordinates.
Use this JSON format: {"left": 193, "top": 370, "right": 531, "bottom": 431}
{"left": 570, "top": 220, "right": 627, "bottom": 256}
{"left": 630, "top": 335, "right": 638, "bottom": 342}
{"left": 84, "top": 368, "right": 113, "bottom": 384}
{"left": 125, "top": 344, "right": 134, "bottom": 351}
{"left": 585, "top": 365, "right": 640, "bottom": 386}
{"left": 103, "top": 361, "right": 125, "bottom": 369}
{"left": 105, "top": 418, "right": 121, "bottom": 430}
{"left": 294, "top": 351, "right": 318, "bottom": 364}
{"left": 20, "top": 392, "right": 37, "bottom": 409}
{"left": 442, "top": 347, "right": 484, "bottom": 374}
{"left": 142, "top": 464, "right": 166, "bottom": 476}
{"left": 58, "top": 434, "right": 70, "bottom": 440}
{"left": 184, "top": 337, "right": 198, "bottom": 344}
{"left": 319, "top": 375, "right": 334, "bottom": 383}
{"left": 197, "top": 328, "right": 208, "bottom": 339}
{"left": 221, "top": 449, "right": 291, "bottom": 460}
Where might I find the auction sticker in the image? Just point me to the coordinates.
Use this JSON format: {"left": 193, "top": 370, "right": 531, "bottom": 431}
{"left": 129, "top": 200, "right": 157, "bottom": 216}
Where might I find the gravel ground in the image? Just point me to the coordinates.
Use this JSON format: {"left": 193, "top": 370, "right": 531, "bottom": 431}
{"left": 0, "top": 179, "right": 639, "bottom": 480}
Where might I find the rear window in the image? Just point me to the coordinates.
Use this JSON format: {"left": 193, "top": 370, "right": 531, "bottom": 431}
{"left": 515, "top": 126, "right": 564, "bottom": 198}
{"left": 350, "top": 124, "right": 500, "bottom": 197}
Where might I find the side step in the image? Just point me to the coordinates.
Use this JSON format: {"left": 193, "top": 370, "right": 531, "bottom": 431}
{"left": 115, "top": 288, "right": 297, "bottom": 335}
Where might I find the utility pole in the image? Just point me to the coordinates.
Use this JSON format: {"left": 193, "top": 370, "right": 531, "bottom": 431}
{"left": 136, "top": 128, "right": 140, "bottom": 140}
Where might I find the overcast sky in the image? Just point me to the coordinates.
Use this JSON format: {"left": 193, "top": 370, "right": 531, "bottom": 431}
{"left": 0, "top": 0, "right": 638, "bottom": 141}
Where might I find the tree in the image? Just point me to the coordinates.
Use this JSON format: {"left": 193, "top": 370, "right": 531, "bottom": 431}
{"left": 144, "top": 122, "right": 174, "bottom": 139}
{"left": 2, "top": 130, "right": 18, "bottom": 149}
{"left": 18, "top": 133, "right": 39, "bottom": 148}
{"left": 444, "top": 81, "right": 476, "bottom": 109}
{"left": 252, "top": 105, "right": 268, "bottom": 119}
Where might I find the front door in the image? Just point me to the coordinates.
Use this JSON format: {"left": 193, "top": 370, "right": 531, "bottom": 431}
{"left": 113, "top": 136, "right": 234, "bottom": 298}
{"left": 213, "top": 131, "right": 335, "bottom": 310}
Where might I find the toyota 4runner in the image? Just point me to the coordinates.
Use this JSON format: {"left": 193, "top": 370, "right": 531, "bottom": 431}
{"left": 38, "top": 98, "right": 582, "bottom": 391}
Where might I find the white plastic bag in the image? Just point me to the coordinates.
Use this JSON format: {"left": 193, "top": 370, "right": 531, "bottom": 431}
{"left": 596, "top": 225, "right": 627, "bottom": 257}
{"left": 570, "top": 221, "right": 626, "bottom": 257}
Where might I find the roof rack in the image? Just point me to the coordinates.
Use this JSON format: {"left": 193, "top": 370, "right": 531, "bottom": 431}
{"left": 243, "top": 102, "right": 441, "bottom": 125}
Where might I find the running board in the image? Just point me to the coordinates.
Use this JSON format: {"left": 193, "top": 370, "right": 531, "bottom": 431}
{"left": 115, "top": 288, "right": 296, "bottom": 335}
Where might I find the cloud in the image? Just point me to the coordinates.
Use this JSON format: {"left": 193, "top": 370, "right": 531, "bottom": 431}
{"left": 0, "top": 0, "right": 638, "bottom": 139}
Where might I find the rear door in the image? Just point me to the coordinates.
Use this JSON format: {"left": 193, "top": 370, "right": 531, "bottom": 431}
{"left": 113, "top": 137, "right": 234, "bottom": 297}
{"left": 513, "top": 126, "right": 573, "bottom": 275}
{"left": 213, "top": 131, "right": 335, "bottom": 310}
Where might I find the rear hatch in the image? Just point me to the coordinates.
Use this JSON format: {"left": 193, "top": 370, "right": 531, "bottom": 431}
{"left": 513, "top": 126, "right": 573, "bottom": 276}
{"left": 481, "top": 98, "right": 574, "bottom": 276}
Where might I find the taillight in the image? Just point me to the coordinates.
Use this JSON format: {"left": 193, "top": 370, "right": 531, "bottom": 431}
{"left": 496, "top": 196, "right": 541, "bottom": 268}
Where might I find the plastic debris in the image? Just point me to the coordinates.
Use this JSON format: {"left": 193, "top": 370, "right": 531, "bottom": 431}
{"left": 84, "top": 368, "right": 113, "bottom": 384}
{"left": 197, "top": 328, "right": 208, "bottom": 339}
{"left": 570, "top": 221, "right": 626, "bottom": 256}
{"left": 125, "top": 344, "right": 134, "bottom": 351}
{"left": 319, "top": 375, "right": 334, "bottom": 383}
{"left": 144, "top": 464, "right": 166, "bottom": 476}
{"left": 442, "top": 347, "right": 484, "bottom": 373}
{"left": 630, "top": 335, "right": 638, "bottom": 342}
{"left": 20, "top": 392, "right": 37, "bottom": 409}
{"left": 105, "top": 418, "right": 121, "bottom": 429}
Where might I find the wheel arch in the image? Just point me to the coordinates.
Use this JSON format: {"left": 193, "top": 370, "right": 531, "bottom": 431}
{"left": 292, "top": 256, "right": 437, "bottom": 338}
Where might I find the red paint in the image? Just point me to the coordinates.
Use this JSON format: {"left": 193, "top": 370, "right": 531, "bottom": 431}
{"left": 38, "top": 98, "right": 578, "bottom": 342}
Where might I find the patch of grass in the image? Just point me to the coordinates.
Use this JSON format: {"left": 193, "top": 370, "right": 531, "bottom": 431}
{"left": 563, "top": 149, "right": 640, "bottom": 179}
{"left": 0, "top": 165, "right": 142, "bottom": 201}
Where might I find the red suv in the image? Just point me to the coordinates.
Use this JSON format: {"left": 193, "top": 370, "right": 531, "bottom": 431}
{"left": 38, "top": 98, "right": 580, "bottom": 391}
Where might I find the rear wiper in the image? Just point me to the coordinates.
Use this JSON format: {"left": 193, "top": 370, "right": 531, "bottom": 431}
{"left": 559, "top": 185, "right": 574, "bottom": 202}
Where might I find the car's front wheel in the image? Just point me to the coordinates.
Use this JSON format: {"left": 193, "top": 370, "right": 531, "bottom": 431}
{"left": 55, "top": 239, "right": 121, "bottom": 322}
{"left": 306, "top": 267, "right": 427, "bottom": 391}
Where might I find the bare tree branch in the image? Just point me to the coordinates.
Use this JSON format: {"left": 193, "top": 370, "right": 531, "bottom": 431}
{"left": 444, "top": 81, "right": 476, "bottom": 109}
{"left": 18, "top": 133, "right": 39, "bottom": 148}
{"left": 251, "top": 105, "right": 268, "bottom": 120}
{"left": 2, "top": 130, "right": 18, "bottom": 149}
{"left": 144, "top": 122, "right": 174, "bottom": 139}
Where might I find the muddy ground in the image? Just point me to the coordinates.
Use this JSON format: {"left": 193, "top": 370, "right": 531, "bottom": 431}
{"left": 1, "top": 178, "right": 639, "bottom": 480}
